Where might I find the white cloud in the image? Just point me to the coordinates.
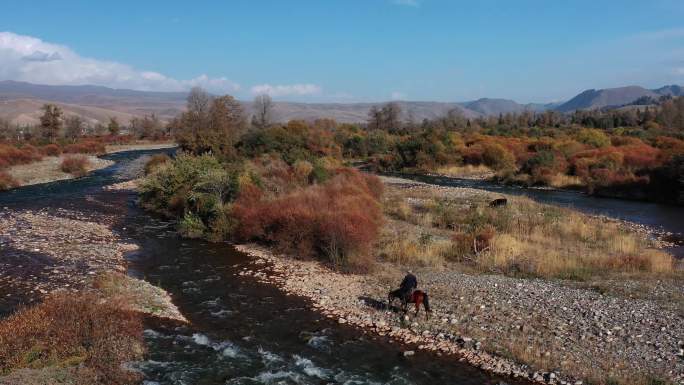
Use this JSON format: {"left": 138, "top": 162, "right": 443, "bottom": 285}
{"left": 391, "top": 0, "right": 420, "bottom": 7}
{"left": 0, "top": 31, "right": 240, "bottom": 93}
{"left": 22, "top": 50, "right": 62, "bottom": 62}
{"left": 250, "top": 83, "right": 322, "bottom": 97}
{"left": 390, "top": 91, "right": 406, "bottom": 100}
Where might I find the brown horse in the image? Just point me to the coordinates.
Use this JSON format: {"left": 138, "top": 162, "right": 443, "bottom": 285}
{"left": 388, "top": 288, "right": 431, "bottom": 320}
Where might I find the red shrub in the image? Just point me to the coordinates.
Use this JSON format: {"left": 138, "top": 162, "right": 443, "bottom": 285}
{"left": 0, "top": 144, "right": 42, "bottom": 168}
{"left": 654, "top": 136, "right": 684, "bottom": 162}
{"left": 588, "top": 168, "right": 648, "bottom": 187}
{"left": 60, "top": 155, "right": 92, "bottom": 177}
{"left": 619, "top": 144, "right": 659, "bottom": 169}
{"left": 0, "top": 292, "right": 143, "bottom": 384}
{"left": 232, "top": 169, "right": 383, "bottom": 267}
{"left": 40, "top": 143, "right": 61, "bottom": 156}
{"left": 63, "top": 140, "right": 106, "bottom": 154}
{"left": 462, "top": 145, "right": 484, "bottom": 165}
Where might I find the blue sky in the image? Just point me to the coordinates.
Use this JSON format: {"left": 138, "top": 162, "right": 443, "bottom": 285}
{"left": 1, "top": 0, "right": 683, "bottom": 102}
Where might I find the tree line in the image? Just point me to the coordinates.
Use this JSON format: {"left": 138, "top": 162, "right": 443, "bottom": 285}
{"left": 0, "top": 104, "right": 167, "bottom": 143}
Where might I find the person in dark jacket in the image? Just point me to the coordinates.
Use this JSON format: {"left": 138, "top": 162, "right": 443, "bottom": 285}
{"left": 399, "top": 271, "right": 417, "bottom": 302}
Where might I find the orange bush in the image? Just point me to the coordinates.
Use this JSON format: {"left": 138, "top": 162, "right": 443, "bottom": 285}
{"left": 0, "top": 144, "right": 42, "bottom": 169}
{"left": 232, "top": 169, "right": 383, "bottom": 266}
{"left": 63, "top": 140, "right": 106, "bottom": 154}
{"left": 619, "top": 144, "right": 659, "bottom": 169}
{"left": 0, "top": 293, "right": 143, "bottom": 384}
{"left": 60, "top": 155, "right": 91, "bottom": 177}
{"left": 40, "top": 143, "right": 61, "bottom": 157}
{"left": 654, "top": 136, "right": 684, "bottom": 162}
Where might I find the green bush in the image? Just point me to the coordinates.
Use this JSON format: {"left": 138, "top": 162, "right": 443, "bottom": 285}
{"left": 139, "top": 152, "right": 239, "bottom": 241}
{"left": 178, "top": 212, "right": 207, "bottom": 238}
{"left": 577, "top": 128, "right": 610, "bottom": 148}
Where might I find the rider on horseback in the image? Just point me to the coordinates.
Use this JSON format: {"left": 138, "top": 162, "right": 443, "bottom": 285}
{"left": 399, "top": 270, "right": 417, "bottom": 303}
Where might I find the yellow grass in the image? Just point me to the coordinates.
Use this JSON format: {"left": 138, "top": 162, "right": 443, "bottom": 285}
{"left": 547, "top": 173, "right": 583, "bottom": 188}
{"left": 382, "top": 184, "right": 674, "bottom": 279}
{"left": 435, "top": 164, "right": 494, "bottom": 178}
{"left": 378, "top": 227, "right": 451, "bottom": 267}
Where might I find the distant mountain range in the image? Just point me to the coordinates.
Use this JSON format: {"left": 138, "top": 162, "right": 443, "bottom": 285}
{"left": 554, "top": 85, "right": 683, "bottom": 112}
{"left": 0, "top": 80, "right": 681, "bottom": 126}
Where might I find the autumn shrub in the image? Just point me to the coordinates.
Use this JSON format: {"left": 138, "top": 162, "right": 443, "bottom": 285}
{"left": 143, "top": 153, "right": 171, "bottom": 175}
{"left": 0, "top": 144, "right": 42, "bottom": 168}
{"left": 0, "top": 171, "right": 19, "bottom": 190}
{"left": 462, "top": 145, "right": 484, "bottom": 165}
{"left": 63, "top": 140, "right": 106, "bottom": 155}
{"left": 0, "top": 292, "right": 143, "bottom": 384}
{"left": 39, "top": 144, "right": 61, "bottom": 157}
{"left": 577, "top": 128, "right": 610, "bottom": 148}
{"left": 653, "top": 136, "right": 684, "bottom": 161}
{"left": 232, "top": 170, "right": 383, "bottom": 268}
{"left": 620, "top": 144, "right": 659, "bottom": 169}
{"left": 60, "top": 155, "right": 91, "bottom": 177}
{"left": 481, "top": 142, "right": 517, "bottom": 171}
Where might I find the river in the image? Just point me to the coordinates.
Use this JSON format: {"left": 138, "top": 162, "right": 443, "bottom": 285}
{"left": 0, "top": 150, "right": 521, "bottom": 385}
{"left": 2, "top": 150, "right": 681, "bottom": 384}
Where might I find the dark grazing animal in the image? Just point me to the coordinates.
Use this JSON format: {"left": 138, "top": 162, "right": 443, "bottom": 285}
{"left": 489, "top": 198, "right": 507, "bottom": 207}
{"left": 388, "top": 288, "right": 431, "bottom": 320}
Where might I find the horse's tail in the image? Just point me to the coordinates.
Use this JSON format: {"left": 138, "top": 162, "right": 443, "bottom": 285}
{"left": 423, "top": 292, "right": 431, "bottom": 313}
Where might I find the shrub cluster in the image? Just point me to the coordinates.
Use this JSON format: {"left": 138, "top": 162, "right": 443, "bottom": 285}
{"left": 233, "top": 169, "right": 383, "bottom": 268}
{"left": 140, "top": 152, "right": 384, "bottom": 269}
{"left": 60, "top": 155, "right": 92, "bottom": 177}
{"left": 0, "top": 144, "right": 42, "bottom": 169}
{"left": 0, "top": 293, "right": 143, "bottom": 384}
{"left": 62, "top": 140, "right": 106, "bottom": 154}
{"left": 143, "top": 153, "right": 171, "bottom": 175}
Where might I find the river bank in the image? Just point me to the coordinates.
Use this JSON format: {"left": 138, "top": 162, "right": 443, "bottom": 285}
{"left": 234, "top": 175, "right": 684, "bottom": 385}
{"left": 2, "top": 142, "right": 176, "bottom": 190}
{"left": 0, "top": 206, "right": 185, "bottom": 321}
{"left": 0, "top": 149, "right": 187, "bottom": 384}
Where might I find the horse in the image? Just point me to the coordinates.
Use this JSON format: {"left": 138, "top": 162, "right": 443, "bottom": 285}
{"left": 388, "top": 288, "right": 431, "bottom": 320}
{"left": 489, "top": 198, "right": 507, "bottom": 208}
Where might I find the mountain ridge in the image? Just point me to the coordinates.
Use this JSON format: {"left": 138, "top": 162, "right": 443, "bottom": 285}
{"left": 0, "top": 80, "right": 681, "bottom": 125}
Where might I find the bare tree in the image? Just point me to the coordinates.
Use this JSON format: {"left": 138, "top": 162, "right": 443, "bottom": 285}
{"left": 107, "top": 117, "right": 121, "bottom": 136}
{"left": 39, "top": 104, "right": 63, "bottom": 142}
{"left": 64, "top": 115, "right": 84, "bottom": 139}
{"left": 187, "top": 87, "right": 212, "bottom": 117}
{"left": 384, "top": 102, "right": 402, "bottom": 131}
{"left": 252, "top": 94, "right": 273, "bottom": 129}
{"left": 367, "top": 106, "right": 382, "bottom": 130}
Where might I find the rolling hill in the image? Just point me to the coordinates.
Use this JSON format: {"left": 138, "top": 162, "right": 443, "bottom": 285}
{"left": 0, "top": 98, "right": 139, "bottom": 126}
{"left": 0, "top": 80, "right": 682, "bottom": 126}
{"left": 555, "top": 85, "right": 683, "bottom": 112}
{"left": 0, "top": 81, "right": 482, "bottom": 125}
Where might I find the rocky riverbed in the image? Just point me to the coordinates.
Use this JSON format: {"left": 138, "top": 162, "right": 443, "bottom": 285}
{"left": 6, "top": 155, "right": 114, "bottom": 188}
{"left": 0, "top": 208, "right": 134, "bottom": 302}
{"left": 0, "top": 193, "right": 184, "bottom": 321}
{"left": 235, "top": 243, "right": 684, "bottom": 384}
